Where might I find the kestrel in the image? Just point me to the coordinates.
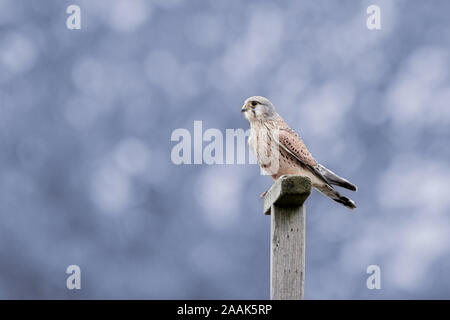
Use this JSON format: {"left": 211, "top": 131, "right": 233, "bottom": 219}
{"left": 241, "top": 96, "right": 357, "bottom": 209}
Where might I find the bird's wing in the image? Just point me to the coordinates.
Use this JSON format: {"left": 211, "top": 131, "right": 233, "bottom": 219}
{"left": 316, "top": 164, "right": 357, "bottom": 191}
{"left": 264, "top": 121, "right": 328, "bottom": 183}
{"left": 278, "top": 127, "right": 317, "bottom": 167}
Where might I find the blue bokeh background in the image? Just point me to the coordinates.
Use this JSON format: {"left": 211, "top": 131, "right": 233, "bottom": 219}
{"left": 1, "top": 0, "right": 450, "bottom": 299}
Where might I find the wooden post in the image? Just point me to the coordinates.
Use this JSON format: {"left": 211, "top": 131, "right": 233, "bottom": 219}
{"left": 263, "top": 175, "right": 311, "bottom": 300}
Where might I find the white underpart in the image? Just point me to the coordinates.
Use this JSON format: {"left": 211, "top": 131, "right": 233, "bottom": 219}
{"left": 248, "top": 125, "right": 325, "bottom": 187}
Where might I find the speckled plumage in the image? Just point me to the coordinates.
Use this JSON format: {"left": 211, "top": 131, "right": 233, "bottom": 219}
{"left": 242, "top": 96, "right": 357, "bottom": 210}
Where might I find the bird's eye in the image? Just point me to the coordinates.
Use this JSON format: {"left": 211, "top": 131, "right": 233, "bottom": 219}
{"left": 250, "top": 101, "right": 258, "bottom": 107}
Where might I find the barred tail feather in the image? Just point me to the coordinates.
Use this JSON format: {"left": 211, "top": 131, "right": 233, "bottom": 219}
{"left": 316, "top": 184, "right": 356, "bottom": 210}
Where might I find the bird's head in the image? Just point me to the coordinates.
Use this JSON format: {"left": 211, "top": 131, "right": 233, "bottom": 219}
{"left": 241, "top": 96, "right": 278, "bottom": 122}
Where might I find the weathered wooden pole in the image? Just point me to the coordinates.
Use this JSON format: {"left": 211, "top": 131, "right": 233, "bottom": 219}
{"left": 263, "top": 175, "right": 312, "bottom": 300}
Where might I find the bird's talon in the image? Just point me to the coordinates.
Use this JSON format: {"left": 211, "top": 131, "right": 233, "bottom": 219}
{"left": 260, "top": 191, "right": 267, "bottom": 198}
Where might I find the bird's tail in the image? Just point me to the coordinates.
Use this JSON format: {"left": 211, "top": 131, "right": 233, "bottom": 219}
{"left": 316, "top": 184, "right": 356, "bottom": 210}
{"left": 317, "top": 164, "right": 357, "bottom": 191}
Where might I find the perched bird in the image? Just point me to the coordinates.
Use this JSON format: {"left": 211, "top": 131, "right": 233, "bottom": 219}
{"left": 241, "top": 96, "right": 357, "bottom": 209}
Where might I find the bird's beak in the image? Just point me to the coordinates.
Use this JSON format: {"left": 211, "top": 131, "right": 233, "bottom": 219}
{"left": 241, "top": 103, "right": 248, "bottom": 113}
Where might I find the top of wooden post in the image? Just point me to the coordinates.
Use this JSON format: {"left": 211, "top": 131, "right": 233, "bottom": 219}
{"left": 264, "top": 175, "right": 312, "bottom": 215}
